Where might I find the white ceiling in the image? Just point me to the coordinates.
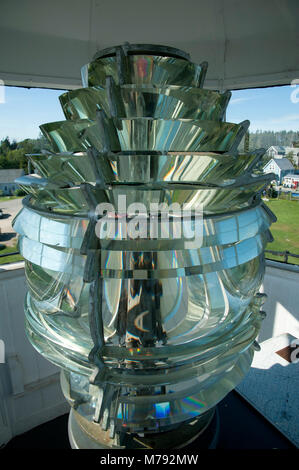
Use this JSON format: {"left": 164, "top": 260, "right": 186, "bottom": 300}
{"left": 0, "top": 0, "right": 298, "bottom": 90}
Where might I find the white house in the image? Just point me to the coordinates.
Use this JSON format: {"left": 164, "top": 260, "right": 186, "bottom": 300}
{"left": 0, "top": 169, "right": 24, "bottom": 195}
{"left": 283, "top": 173, "right": 299, "bottom": 189}
{"left": 266, "top": 146, "right": 299, "bottom": 165}
{"left": 263, "top": 158, "right": 294, "bottom": 184}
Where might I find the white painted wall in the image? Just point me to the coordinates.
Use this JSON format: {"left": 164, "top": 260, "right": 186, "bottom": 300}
{"left": 259, "top": 261, "right": 299, "bottom": 343}
{"left": 0, "top": 0, "right": 298, "bottom": 90}
{"left": 0, "top": 259, "right": 298, "bottom": 445}
{"left": 0, "top": 262, "right": 69, "bottom": 446}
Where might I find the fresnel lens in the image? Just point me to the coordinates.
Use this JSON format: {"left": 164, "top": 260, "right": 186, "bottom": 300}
{"left": 14, "top": 43, "right": 275, "bottom": 449}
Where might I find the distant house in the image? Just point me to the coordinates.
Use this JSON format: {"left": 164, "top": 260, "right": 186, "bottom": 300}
{"left": 266, "top": 145, "right": 299, "bottom": 165}
{"left": 0, "top": 169, "right": 24, "bottom": 195}
{"left": 283, "top": 173, "right": 299, "bottom": 189}
{"left": 263, "top": 158, "right": 295, "bottom": 184}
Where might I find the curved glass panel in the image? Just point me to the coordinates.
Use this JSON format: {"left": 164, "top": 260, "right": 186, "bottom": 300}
{"left": 14, "top": 43, "right": 275, "bottom": 446}
{"left": 28, "top": 151, "right": 265, "bottom": 187}
{"left": 13, "top": 204, "right": 273, "bottom": 249}
{"left": 18, "top": 231, "right": 268, "bottom": 278}
{"left": 82, "top": 118, "right": 248, "bottom": 153}
{"left": 60, "top": 85, "right": 230, "bottom": 122}
{"left": 21, "top": 174, "right": 270, "bottom": 215}
{"left": 82, "top": 55, "right": 205, "bottom": 88}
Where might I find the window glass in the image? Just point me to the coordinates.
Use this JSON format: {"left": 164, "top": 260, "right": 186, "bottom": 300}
{"left": 0, "top": 86, "right": 67, "bottom": 264}
{"left": 227, "top": 85, "right": 299, "bottom": 265}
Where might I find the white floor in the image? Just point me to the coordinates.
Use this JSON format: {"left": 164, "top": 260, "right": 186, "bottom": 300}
{"left": 237, "top": 333, "right": 299, "bottom": 448}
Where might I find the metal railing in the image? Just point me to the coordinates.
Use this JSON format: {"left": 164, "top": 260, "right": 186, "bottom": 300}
{"left": 0, "top": 249, "right": 299, "bottom": 265}
{"left": 0, "top": 251, "right": 20, "bottom": 258}
{"left": 265, "top": 249, "right": 299, "bottom": 264}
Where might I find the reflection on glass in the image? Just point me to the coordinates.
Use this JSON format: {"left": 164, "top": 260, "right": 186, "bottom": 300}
{"left": 13, "top": 43, "right": 275, "bottom": 448}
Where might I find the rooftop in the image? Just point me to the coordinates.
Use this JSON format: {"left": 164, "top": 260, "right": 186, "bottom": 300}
{"left": 268, "top": 146, "right": 299, "bottom": 154}
{"left": 284, "top": 173, "right": 299, "bottom": 179}
{"left": 268, "top": 158, "right": 295, "bottom": 171}
{"left": 0, "top": 169, "right": 24, "bottom": 184}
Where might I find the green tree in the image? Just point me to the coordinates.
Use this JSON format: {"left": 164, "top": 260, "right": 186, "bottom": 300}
{"left": 285, "top": 151, "right": 296, "bottom": 167}
{"left": 0, "top": 137, "right": 13, "bottom": 156}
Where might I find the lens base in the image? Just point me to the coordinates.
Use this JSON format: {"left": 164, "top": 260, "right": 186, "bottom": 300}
{"left": 68, "top": 407, "right": 219, "bottom": 449}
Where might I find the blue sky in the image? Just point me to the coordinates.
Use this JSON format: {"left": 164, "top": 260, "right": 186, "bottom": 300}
{"left": 0, "top": 86, "right": 67, "bottom": 141}
{"left": 227, "top": 85, "right": 299, "bottom": 132}
{"left": 0, "top": 84, "right": 298, "bottom": 141}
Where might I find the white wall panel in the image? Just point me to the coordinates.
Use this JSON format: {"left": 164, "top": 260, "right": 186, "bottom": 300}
{"left": 0, "top": 0, "right": 298, "bottom": 90}
{"left": 0, "top": 259, "right": 298, "bottom": 443}
{"left": 0, "top": 263, "right": 69, "bottom": 445}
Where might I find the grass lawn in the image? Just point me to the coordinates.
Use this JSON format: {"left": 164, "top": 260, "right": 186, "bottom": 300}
{"left": 264, "top": 198, "right": 299, "bottom": 265}
{"left": 0, "top": 195, "right": 23, "bottom": 202}
{"left": 0, "top": 243, "right": 23, "bottom": 265}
